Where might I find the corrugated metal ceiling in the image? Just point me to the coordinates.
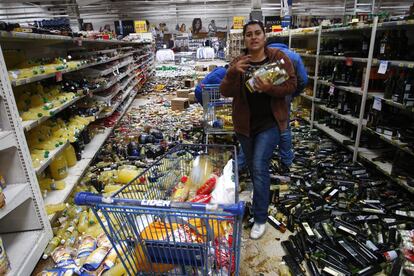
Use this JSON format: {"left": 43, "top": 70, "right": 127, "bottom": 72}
{"left": 0, "top": 1, "right": 412, "bottom": 22}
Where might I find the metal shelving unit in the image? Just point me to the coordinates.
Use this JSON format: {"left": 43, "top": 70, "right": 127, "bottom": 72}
{"left": 283, "top": 17, "right": 414, "bottom": 194}
{"left": 0, "top": 44, "right": 52, "bottom": 275}
{"left": 0, "top": 30, "right": 154, "bottom": 274}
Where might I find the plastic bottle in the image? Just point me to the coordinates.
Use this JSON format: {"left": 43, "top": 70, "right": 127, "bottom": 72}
{"left": 278, "top": 261, "right": 291, "bottom": 276}
{"left": 103, "top": 261, "right": 126, "bottom": 276}
{"left": 63, "top": 144, "right": 77, "bottom": 167}
{"left": 49, "top": 152, "right": 68, "bottom": 180}
{"left": 64, "top": 229, "right": 79, "bottom": 247}
{"left": 45, "top": 203, "right": 67, "bottom": 215}
{"left": 117, "top": 166, "right": 139, "bottom": 184}
{"left": 66, "top": 205, "right": 83, "bottom": 218}
{"left": 85, "top": 223, "right": 104, "bottom": 238}
{"left": 88, "top": 208, "right": 98, "bottom": 226}
{"left": 103, "top": 184, "right": 123, "bottom": 194}
{"left": 42, "top": 236, "right": 61, "bottom": 259}
{"left": 38, "top": 177, "right": 65, "bottom": 191}
{"left": 77, "top": 211, "right": 89, "bottom": 233}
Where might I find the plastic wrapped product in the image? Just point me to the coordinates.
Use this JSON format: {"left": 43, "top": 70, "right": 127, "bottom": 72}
{"left": 77, "top": 235, "right": 97, "bottom": 259}
{"left": 0, "top": 237, "right": 10, "bottom": 275}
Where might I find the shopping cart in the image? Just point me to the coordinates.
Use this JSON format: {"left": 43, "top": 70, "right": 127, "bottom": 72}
{"left": 202, "top": 84, "right": 233, "bottom": 144}
{"left": 75, "top": 144, "right": 244, "bottom": 275}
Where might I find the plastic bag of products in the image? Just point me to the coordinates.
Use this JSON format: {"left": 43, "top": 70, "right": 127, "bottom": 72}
{"left": 245, "top": 59, "right": 290, "bottom": 93}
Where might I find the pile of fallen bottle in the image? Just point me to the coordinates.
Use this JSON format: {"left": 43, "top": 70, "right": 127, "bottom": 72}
{"left": 93, "top": 96, "right": 203, "bottom": 162}
{"left": 262, "top": 123, "right": 414, "bottom": 275}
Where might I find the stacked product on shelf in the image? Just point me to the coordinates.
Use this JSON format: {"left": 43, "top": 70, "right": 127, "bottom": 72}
{"left": 270, "top": 17, "right": 414, "bottom": 194}
{"left": 0, "top": 29, "right": 154, "bottom": 275}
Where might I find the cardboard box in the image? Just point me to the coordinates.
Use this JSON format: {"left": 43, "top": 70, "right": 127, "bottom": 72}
{"left": 184, "top": 79, "right": 195, "bottom": 88}
{"left": 176, "top": 89, "right": 190, "bottom": 98}
{"left": 208, "top": 64, "right": 217, "bottom": 71}
{"left": 197, "top": 76, "right": 204, "bottom": 84}
{"left": 171, "top": 98, "right": 189, "bottom": 111}
{"left": 188, "top": 92, "right": 196, "bottom": 103}
{"left": 195, "top": 65, "right": 206, "bottom": 72}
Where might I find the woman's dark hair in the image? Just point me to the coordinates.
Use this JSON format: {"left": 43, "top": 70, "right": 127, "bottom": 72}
{"left": 242, "top": 20, "right": 265, "bottom": 37}
{"left": 192, "top": 18, "right": 202, "bottom": 34}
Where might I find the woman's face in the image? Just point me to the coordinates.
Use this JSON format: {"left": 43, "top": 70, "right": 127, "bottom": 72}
{"left": 244, "top": 24, "right": 265, "bottom": 52}
{"left": 195, "top": 20, "right": 201, "bottom": 29}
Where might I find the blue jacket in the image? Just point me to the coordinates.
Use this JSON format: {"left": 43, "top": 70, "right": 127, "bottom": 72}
{"left": 268, "top": 43, "right": 308, "bottom": 97}
{"left": 195, "top": 67, "right": 227, "bottom": 104}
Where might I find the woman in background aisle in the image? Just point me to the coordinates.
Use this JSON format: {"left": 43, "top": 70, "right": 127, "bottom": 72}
{"left": 220, "top": 21, "right": 297, "bottom": 239}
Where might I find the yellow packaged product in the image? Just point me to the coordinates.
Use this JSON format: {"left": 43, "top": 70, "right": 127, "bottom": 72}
{"left": 63, "top": 144, "right": 77, "bottom": 167}
{"left": 49, "top": 153, "right": 68, "bottom": 180}
{"left": 0, "top": 237, "right": 10, "bottom": 275}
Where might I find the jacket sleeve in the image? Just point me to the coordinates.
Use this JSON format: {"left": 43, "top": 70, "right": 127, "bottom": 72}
{"left": 220, "top": 57, "right": 241, "bottom": 97}
{"left": 264, "top": 51, "right": 297, "bottom": 98}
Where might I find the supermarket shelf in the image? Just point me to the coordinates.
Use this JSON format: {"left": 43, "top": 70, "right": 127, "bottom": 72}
{"left": 120, "top": 75, "right": 136, "bottom": 91}
{"left": 318, "top": 79, "right": 363, "bottom": 95}
{"left": 372, "top": 59, "right": 414, "bottom": 68}
{"left": 71, "top": 47, "right": 133, "bottom": 58}
{"left": 299, "top": 53, "right": 317, "bottom": 58}
{"left": 0, "top": 30, "right": 148, "bottom": 45}
{"left": 10, "top": 52, "right": 134, "bottom": 87}
{"left": 0, "top": 131, "right": 16, "bottom": 151}
{"left": 21, "top": 95, "right": 85, "bottom": 132}
{"left": 313, "top": 121, "right": 354, "bottom": 147}
{"left": 2, "top": 230, "right": 50, "bottom": 276}
{"left": 98, "top": 77, "right": 138, "bottom": 118}
{"left": 377, "top": 19, "right": 414, "bottom": 28}
{"left": 364, "top": 126, "right": 414, "bottom": 157}
{"left": 319, "top": 55, "right": 368, "bottom": 63}
{"left": 35, "top": 141, "right": 69, "bottom": 175}
{"left": 98, "top": 86, "right": 135, "bottom": 119}
{"left": 366, "top": 92, "right": 414, "bottom": 112}
{"left": 322, "top": 24, "right": 372, "bottom": 33}
{"left": 46, "top": 121, "right": 123, "bottom": 221}
{"left": 0, "top": 183, "right": 31, "bottom": 220}
{"left": 301, "top": 94, "right": 314, "bottom": 101}
{"left": 315, "top": 103, "right": 365, "bottom": 126}
{"left": 46, "top": 158, "right": 90, "bottom": 221}
{"left": 358, "top": 147, "right": 414, "bottom": 194}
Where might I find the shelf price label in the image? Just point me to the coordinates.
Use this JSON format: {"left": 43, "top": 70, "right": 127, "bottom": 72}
{"left": 378, "top": 61, "right": 388, "bottom": 74}
{"left": 373, "top": 96, "right": 382, "bottom": 111}
{"left": 55, "top": 71, "right": 63, "bottom": 82}
{"left": 329, "top": 85, "right": 335, "bottom": 95}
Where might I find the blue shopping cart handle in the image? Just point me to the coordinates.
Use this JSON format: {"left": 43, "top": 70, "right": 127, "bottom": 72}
{"left": 75, "top": 192, "right": 245, "bottom": 216}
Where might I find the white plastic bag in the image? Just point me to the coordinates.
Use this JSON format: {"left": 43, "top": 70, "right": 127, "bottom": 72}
{"left": 211, "top": 159, "right": 235, "bottom": 204}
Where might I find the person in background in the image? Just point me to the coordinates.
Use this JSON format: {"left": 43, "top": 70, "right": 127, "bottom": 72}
{"left": 267, "top": 37, "right": 308, "bottom": 174}
{"left": 220, "top": 21, "right": 297, "bottom": 240}
{"left": 194, "top": 65, "right": 228, "bottom": 105}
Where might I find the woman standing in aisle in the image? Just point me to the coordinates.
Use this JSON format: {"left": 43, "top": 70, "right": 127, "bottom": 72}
{"left": 220, "top": 21, "right": 297, "bottom": 239}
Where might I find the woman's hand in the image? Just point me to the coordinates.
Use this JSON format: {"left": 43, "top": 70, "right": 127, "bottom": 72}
{"left": 254, "top": 77, "right": 273, "bottom": 93}
{"left": 232, "top": 55, "right": 251, "bottom": 74}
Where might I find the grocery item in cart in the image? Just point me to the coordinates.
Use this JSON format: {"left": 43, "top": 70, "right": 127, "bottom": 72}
{"left": 189, "top": 155, "right": 213, "bottom": 191}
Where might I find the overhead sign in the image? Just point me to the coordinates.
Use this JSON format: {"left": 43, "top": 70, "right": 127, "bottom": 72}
{"left": 233, "top": 16, "right": 245, "bottom": 29}
{"left": 265, "top": 16, "right": 281, "bottom": 31}
{"left": 134, "top": 20, "right": 147, "bottom": 33}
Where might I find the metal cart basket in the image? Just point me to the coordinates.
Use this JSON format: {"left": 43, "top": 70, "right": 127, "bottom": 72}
{"left": 202, "top": 84, "right": 233, "bottom": 143}
{"left": 75, "top": 144, "right": 244, "bottom": 275}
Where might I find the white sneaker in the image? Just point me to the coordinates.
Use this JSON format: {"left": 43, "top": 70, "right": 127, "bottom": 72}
{"left": 250, "top": 223, "right": 266, "bottom": 240}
